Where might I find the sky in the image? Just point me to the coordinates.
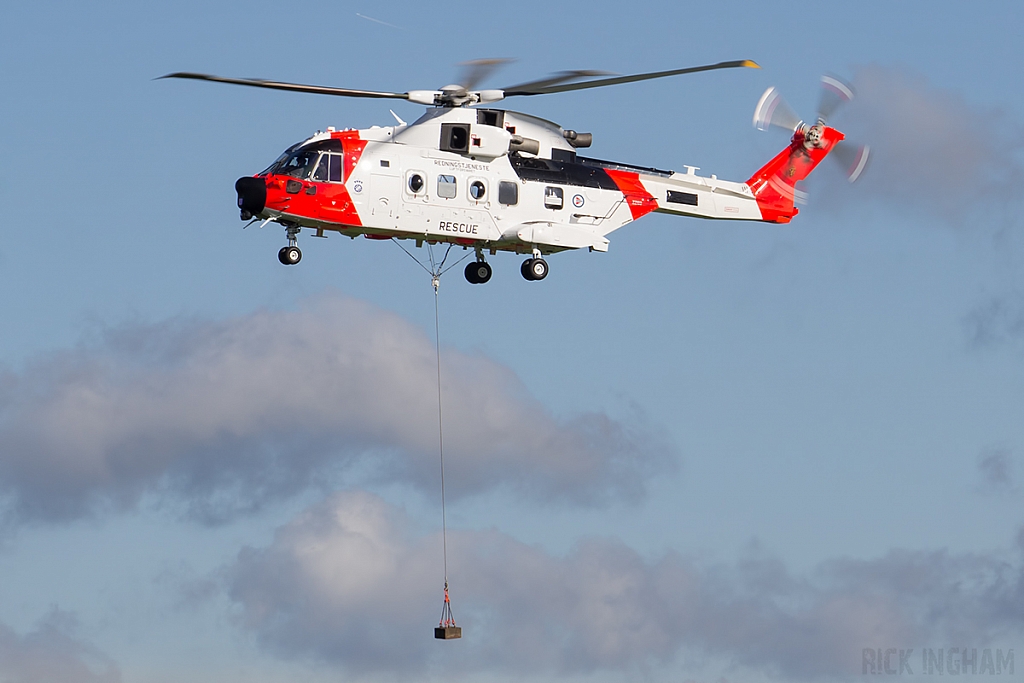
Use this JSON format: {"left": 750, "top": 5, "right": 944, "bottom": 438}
{"left": 2, "top": 1, "right": 1024, "bottom": 681}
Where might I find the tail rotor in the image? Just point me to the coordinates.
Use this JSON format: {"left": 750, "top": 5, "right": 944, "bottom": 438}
{"left": 746, "top": 74, "right": 870, "bottom": 222}
{"left": 753, "top": 74, "right": 870, "bottom": 186}
{"left": 830, "top": 140, "right": 871, "bottom": 183}
{"left": 753, "top": 86, "right": 803, "bottom": 133}
{"left": 817, "top": 74, "right": 854, "bottom": 125}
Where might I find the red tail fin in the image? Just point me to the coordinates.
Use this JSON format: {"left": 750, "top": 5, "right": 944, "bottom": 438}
{"left": 746, "top": 125, "right": 845, "bottom": 223}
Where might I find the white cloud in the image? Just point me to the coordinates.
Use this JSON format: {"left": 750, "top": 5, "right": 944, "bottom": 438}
{"left": 0, "top": 610, "right": 120, "bottom": 683}
{"left": 226, "top": 491, "right": 1024, "bottom": 680}
{"left": 0, "top": 292, "right": 671, "bottom": 525}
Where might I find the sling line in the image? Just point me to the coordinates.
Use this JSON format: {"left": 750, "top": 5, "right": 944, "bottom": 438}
{"left": 391, "top": 239, "right": 469, "bottom": 640}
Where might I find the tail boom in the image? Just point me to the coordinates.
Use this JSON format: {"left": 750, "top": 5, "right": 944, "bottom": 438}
{"left": 592, "top": 124, "right": 846, "bottom": 236}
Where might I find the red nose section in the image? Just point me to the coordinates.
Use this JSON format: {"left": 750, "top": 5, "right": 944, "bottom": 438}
{"left": 747, "top": 126, "right": 844, "bottom": 223}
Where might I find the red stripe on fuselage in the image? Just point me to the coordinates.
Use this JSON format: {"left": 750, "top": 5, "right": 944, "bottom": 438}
{"left": 604, "top": 168, "right": 658, "bottom": 220}
{"left": 335, "top": 130, "right": 367, "bottom": 183}
{"left": 329, "top": 131, "right": 366, "bottom": 226}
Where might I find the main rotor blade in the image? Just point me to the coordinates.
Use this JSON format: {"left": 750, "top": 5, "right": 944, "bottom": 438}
{"left": 158, "top": 72, "right": 409, "bottom": 100}
{"left": 501, "top": 59, "right": 759, "bottom": 96}
{"left": 502, "top": 70, "right": 613, "bottom": 93}
{"left": 457, "top": 58, "right": 514, "bottom": 91}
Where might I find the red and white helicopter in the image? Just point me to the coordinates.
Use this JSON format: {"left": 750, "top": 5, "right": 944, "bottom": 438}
{"left": 163, "top": 61, "right": 867, "bottom": 283}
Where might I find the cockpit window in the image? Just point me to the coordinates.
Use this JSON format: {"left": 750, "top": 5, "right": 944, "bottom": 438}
{"left": 312, "top": 154, "right": 329, "bottom": 182}
{"left": 267, "top": 149, "right": 322, "bottom": 179}
{"left": 259, "top": 141, "right": 303, "bottom": 176}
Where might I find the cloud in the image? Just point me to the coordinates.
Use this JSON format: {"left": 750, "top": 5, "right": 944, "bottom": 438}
{"left": 976, "top": 447, "right": 1015, "bottom": 495}
{"left": 821, "top": 65, "right": 1024, "bottom": 223}
{"left": 0, "top": 292, "right": 671, "bottom": 525}
{"left": 225, "top": 491, "right": 1024, "bottom": 680}
{"left": 965, "top": 292, "right": 1024, "bottom": 348}
{"left": 0, "top": 610, "right": 120, "bottom": 683}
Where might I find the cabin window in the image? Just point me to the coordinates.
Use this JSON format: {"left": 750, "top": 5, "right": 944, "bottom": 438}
{"left": 469, "top": 180, "right": 486, "bottom": 201}
{"left": 329, "top": 154, "right": 342, "bottom": 182}
{"left": 544, "top": 186, "right": 564, "bottom": 209}
{"left": 498, "top": 181, "right": 518, "bottom": 205}
{"left": 437, "top": 174, "right": 457, "bottom": 199}
{"left": 408, "top": 172, "right": 425, "bottom": 195}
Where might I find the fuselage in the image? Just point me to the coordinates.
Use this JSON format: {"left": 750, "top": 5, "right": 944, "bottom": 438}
{"left": 236, "top": 106, "right": 791, "bottom": 259}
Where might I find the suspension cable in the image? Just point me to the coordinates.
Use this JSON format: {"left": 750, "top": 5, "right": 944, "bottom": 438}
{"left": 390, "top": 239, "right": 466, "bottom": 639}
{"left": 434, "top": 279, "right": 459, "bottom": 635}
{"left": 434, "top": 265, "right": 448, "bottom": 586}
{"left": 391, "top": 238, "right": 472, "bottom": 279}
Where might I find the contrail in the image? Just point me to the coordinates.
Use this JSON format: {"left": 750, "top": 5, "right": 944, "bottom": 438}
{"left": 355, "top": 13, "right": 404, "bottom": 30}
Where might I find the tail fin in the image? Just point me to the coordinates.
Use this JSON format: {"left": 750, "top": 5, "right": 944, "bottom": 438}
{"left": 746, "top": 125, "right": 845, "bottom": 223}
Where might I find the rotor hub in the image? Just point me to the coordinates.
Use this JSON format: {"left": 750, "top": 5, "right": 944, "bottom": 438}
{"left": 804, "top": 122, "right": 825, "bottom": 149}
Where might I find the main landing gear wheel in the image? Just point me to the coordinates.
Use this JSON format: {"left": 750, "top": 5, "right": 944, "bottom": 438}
{"left": 521, "top": 257, "right": 548, "bottom": 281}
{"left": 465, "top": 261, "right": 492, "bottom": 284}
{"left": 278, "top": 245, "right": 302, "bottom": 265}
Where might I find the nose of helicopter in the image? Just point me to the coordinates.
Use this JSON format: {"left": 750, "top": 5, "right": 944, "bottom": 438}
{"left": 235, "top": 176, "right": 267, "bottom": 216}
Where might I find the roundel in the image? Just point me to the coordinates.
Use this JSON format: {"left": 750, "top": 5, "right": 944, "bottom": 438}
{"left": 572, "top": 194, "right": 585, "bottom": 208}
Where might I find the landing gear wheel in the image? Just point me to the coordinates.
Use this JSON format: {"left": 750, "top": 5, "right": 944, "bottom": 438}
{"left": 521, "top": 257, "right": 548, "bottom": 281}
{"left": 465, "top": 261, "right": 492, "bottom": 284}
{"left": 279, "top": 246, "right": 302, "bottom": 265}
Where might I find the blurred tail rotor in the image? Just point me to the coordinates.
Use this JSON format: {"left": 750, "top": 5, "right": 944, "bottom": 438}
{"left": 753, "top": 86, "right": 803, "bottom": 132}
{"left": 817, "top": 74, "right": 854, "bottom": 124}
{"left": 818, "top": 74, "right": 870, "bottom": 182}
{"left": 746, "top": 74, "right": 871, "bottom": 221}
{"left": 830, "top": 140, "right": 870, "bottom": 182}
{"left": 753, "top": 74, "right": 870, "bottom": 186}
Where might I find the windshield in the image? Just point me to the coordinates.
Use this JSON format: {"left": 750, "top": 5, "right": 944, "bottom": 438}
{"left": 259, "top": 141, "right": 302, "bottom": 176}
{"left": 265, "top": 148, "right": 322, "bottom": 179}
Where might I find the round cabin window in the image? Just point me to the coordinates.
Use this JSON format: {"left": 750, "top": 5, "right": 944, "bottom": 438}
{"left": 470, "top": 180, "right": 486, "bottom": 200}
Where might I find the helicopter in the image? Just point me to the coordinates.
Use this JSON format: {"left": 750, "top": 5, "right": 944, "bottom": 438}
{"left": 162, "top": 61, "right": 867, "bottom": 283}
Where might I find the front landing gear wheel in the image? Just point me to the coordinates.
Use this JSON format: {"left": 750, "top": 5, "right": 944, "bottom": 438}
{"left": 465, "top": 261, "right": 492, "bottom": 284}
{"left": 521, "top": 257, "right": 548, "bottom": 281}
{"left": 279, "top": 246, "right": 302, "bottom": 265}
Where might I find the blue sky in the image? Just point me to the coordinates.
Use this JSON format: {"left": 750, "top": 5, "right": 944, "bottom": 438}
{"left": 2, "top": 1, "right": 1024, "bottom": 681}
